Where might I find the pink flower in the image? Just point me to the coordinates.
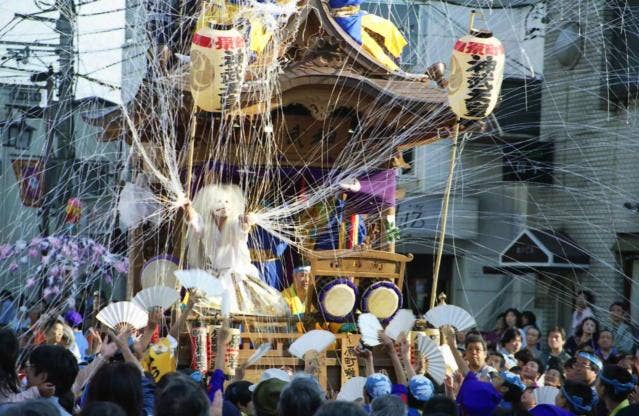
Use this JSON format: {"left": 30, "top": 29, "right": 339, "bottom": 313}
{"left": 0, "top": 244, "right": 12, "bottom": 259}
{"left": 28, "top": 248, "right": 39, "bottom": 257}
{"left": 26, "top": 278, "right": 36, "bottom": 288}
{"left": 92, "top": 245, "right": 105, "bottom": 255}
{"left": 8, "top": 262, "right": 18, "bottom": 272}
{"left": 113, "top": 260, "right": 128, "bottom": 274}
{"left": 43, "top": 286, "right": 61, "bottom": 299}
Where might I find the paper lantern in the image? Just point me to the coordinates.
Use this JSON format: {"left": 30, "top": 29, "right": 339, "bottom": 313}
{"left": 190, "top": 24, "right": 247, "bottom": 112}
{"left": 448, "top": 29, "right": 505, "bottom": 120}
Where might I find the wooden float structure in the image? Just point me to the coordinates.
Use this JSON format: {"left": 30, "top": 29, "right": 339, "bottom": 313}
{"left": 87, "top": 0, "right": 461, "bottom": 389}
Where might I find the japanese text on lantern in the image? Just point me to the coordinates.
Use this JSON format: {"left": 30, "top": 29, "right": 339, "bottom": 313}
{"left": 454, "top": 40, "right": 504, "bottom": 56}
{"left": 214, "top": 36, "right": 245, "bottom": 51}
{"left": 464, "top": 54, "right": 497, "bottom": 118}
{"left": 219, "top": 50, "right": 243, "bottom": 110}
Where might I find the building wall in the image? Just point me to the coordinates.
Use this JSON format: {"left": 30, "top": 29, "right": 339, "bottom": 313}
{"left": 392, "top": 1, "right": 547, "bottom": 329}
{"left": 532, "top": 0, "right": 639, "bottom": 326}
{"left": 0, "top": 84, "right": 45, "bottom": 243}
{"left": 0, "top": 83, "right": 126, "bottom": 295}
{"left": 399, "top": 137, "right": 539, "bottom": 328}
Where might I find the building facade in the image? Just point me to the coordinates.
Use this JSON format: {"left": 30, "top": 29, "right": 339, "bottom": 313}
{"left": 529, "top": 0, "right": 639, "bottom": 329}
{"left": 385, "top": 0, "right": 545, "bottom": 328}
{"left": 392, "top": 0, "right": 638, "bottom": 335}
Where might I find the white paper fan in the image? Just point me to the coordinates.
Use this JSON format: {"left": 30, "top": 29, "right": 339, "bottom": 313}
{"left": 96, "top": 301, "right": 149, "bottom": 330}
{"left": 336, "top": 376, "right": 367, "bottom": 401}
{"left": 424, "top": 304, "right": 476, "bottom": 331}
{"left": 174, "top": 269, "right": 224, "bottom": 297}
{"left": 415, "top": 334, "right": 446, "bottom": 385}
{"left": 141, "top": 255, "right": 179, "bottom": 289}
{"left": 534, "top": 386, "right": 559, "bottom": 405}
{"left": 358, "top": 313, "right": 382, "bottom": 347}
{"left": 384, "top": 309, "right": 415, "bottom": 340}
{"left": 244, "top": 343, "right": 272, "bottom": 368}
{"left": 288, "top": 330, "right": 336, "bottom": 359}
{"left": 133, "top": 286, "right": 180, "bottom": 311}
{"left": 439, "top": 344, "right": 459, "bottom": 374}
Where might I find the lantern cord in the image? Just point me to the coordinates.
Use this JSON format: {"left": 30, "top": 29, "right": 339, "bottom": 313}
{"left": 430, "top": 119, "right": 460, "bottom": 310}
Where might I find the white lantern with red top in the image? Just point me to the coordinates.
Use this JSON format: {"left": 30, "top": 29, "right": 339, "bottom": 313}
{"left": 190, "top": 24, "right": 247, "bottom": 112}
{"left": 447, "top": 28, "right": 505, "bottom": 120}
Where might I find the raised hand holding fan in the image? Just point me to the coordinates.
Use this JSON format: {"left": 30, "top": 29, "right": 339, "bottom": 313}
{"left": 174, "top": 269, "right": 224, "bottom": 297}
{"left": 415, "top": 334, "right": 446, "bottom": 385}
{"left": 358, "top": 313, "right": 382, "bottom": 347}
{"left": 288, "top": 330, "right": 336, "bottom": 359}
{"left": 384, "top": 309, "right": 415, "bottom": 340}
{"left": 424, "top": 304, "right": 476, "bottom": 332}
{"left": 132, "top": 286, "right": 180, "bottom": 311}
{"left": 96, "top": 301, "right": 149, "bottom": 331}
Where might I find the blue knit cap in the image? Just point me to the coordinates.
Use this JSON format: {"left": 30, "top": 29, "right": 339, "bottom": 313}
{"left": 499, "top": 371, "right": 526, "bottom": 392}
{"left": 409, "top": 375, "right": 434, "bottom": 402}
{"left": 365, "top": 373, "right": 392, "bottom": 399}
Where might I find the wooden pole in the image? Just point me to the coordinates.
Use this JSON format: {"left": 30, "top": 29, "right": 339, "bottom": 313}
{"left": 429, "top": 121, "right": 460, "bottom": 309}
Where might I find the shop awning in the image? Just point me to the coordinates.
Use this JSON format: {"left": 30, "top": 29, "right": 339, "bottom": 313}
{"left": 496, "top": 228, "right": 590, "bottom": 271}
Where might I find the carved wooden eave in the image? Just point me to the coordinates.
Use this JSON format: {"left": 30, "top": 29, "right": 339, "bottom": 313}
{"left": 84, "top": 0, "right": 456, "bottom": 149}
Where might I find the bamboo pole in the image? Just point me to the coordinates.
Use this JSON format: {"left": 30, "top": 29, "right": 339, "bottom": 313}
{"left": 429, "top": 121, "right": 460, "bottom": 310}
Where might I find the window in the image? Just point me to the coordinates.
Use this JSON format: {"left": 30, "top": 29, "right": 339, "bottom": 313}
{"left": 1, "top": 121, "right": 34, "bottom": 149}
{"left": 603, "top": 0, "right": 639, "bottom": 106}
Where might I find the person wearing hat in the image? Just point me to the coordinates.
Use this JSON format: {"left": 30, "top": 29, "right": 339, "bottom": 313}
{"left": 363, "top": 373, "right": 393, "bottom": 413}
{"left": 252, "top": 376, "right": 289, "bottom": 416}
{"left": 281, "top": 264, "right": 311, "bottom": 316}
{"left": 528, "top": 404, "right": 574, "bottom": 416}
{"left": 574, "top": 351, "right": 602, "bottom": 387}
{"left": 64, "top": 309, "right": 88, "bottom": 363}
{"left": 456, "top": 371, "right": 502, "bottom": 416}
{"left": 492, "top": 371, "right": 527, "bottom": 414}
{"left": 595, "top": 364, "right": 637, "bottom": 416}
{"left": 406, "top": 375, "right": 435, "bottom": 416}
{"left": 555, "top": 380, "right": 596, "bottom": 416}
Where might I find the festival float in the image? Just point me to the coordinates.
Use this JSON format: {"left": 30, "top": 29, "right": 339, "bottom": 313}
{"left": 85, "top": 1, "right": 504, "bottom": 391}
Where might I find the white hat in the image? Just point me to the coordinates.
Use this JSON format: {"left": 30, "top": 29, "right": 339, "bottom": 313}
{"left": 248, "top": 368, "right": 291, "bottom": 392}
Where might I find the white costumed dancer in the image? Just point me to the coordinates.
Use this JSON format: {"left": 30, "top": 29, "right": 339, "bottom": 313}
{"left": 187, "top": 183, "right": 290, "bottom": 316}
